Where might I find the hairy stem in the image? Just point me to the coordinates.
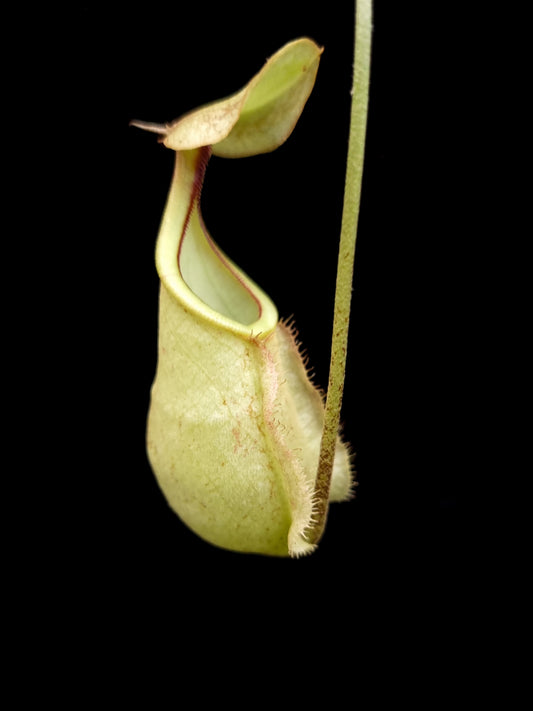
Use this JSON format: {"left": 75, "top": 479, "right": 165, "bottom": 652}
{"left": 307, "top": 0, "right": 372, "bottom": 545}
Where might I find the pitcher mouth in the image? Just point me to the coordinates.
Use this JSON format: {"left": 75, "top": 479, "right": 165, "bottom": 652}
{"left": 178, "top": 147, "right": 263, "bottom": 327}
{"left": 156, "top": 147, "right": 279, "bottom": 340}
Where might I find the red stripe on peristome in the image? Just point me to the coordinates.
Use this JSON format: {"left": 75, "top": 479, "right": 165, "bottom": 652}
{"left": 179, "top": 146, "right": 213, "bottom": 248}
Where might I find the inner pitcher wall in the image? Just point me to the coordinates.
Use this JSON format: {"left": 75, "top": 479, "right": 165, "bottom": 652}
{"left": 179, "top": 205, "right": 261, "bottom": 326}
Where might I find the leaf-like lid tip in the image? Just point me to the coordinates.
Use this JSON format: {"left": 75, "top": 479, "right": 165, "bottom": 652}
{"left": 131, "top": 38, "right": 322, "bottom": 157}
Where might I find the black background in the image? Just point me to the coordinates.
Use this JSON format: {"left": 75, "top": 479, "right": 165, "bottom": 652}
{"left": 25, "top": 1, "right": 484, "bottom": 653}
